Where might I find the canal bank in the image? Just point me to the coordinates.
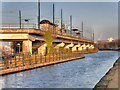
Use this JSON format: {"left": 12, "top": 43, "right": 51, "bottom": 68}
{"left": 94, "top": 57, "right": 119, "bottom": 89}
{"left": 0, "top": 49, "right": 98, "bottom": 76}
{"left": 0, "top": 56, "right": 85, "bottom": 76}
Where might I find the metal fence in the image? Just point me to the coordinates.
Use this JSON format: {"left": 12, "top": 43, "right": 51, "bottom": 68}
{"left": 0, "top": 51, "right": 83, "bottom": 70}
{"left": 1, "top": 23, "right": 37, "bottom": 29}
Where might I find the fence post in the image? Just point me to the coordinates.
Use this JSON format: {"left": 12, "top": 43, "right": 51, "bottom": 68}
{"left": 56, "top": 52, "right": 57, "bottom": 61}
{"left": 10, "top": 56, "right": 12, "bottom": 64}
{"left": 71, "top": 51, "right": 72, "bottom": 58}
{"left": 59, "top": 51, "right": 60, "bottom": 60}
{"left": 55, "top": 52, "right": 56, "bottom": 61}
{"left": 65, "top": 51, "right": 66, "bottom": 59}
{"left": 29, "top": 54, "right": 31, "bottom": 65}
{"left": 56, "top": 52, "right": 58, "bottom": 61}
{"left": 77, "top": 51, "right": 78, "bottom": 57}
{"left": 70, "top": 51, "right": 71, "bottom": 58}
{"left": 67, "top": 51, "right": 68, "bottom": 59}
{"left": 5, "top": 57, "right": 9, "bottom": 69}
{"left": 40, "top": 53, "right": 42, "bottom": 63}
{"left": 75, "top": 51, "right": 76, "bottom": 57}
{"left": 49, "top": 53, "right": 50, "bottom": 62}
{"left": 62, "top": 51, "right": 63, "bottom": 60}
{"left": 63, "top": 52, "right": 64, "bottom": 59}
{"left": 22, "top": 54, "right": 25, "bottom": 66}
{"left": 69, "top": 51, "right": 70, "bottom": 59}
{"left": 15, "top": 54, "right": 17, "bottom": 67}
{"left": 35, "top": 53, "right": 37, "bottom": 64}
{"left": 45, "top": 55, "right": 46, "bottom": 63}
{"left": 19, "top": 54, "right": 20, "bottom": 61}
{"left": 76, "top": 51, "right": 77, "bottom": 57}
{"left": 53, "top": 52, "right": 54, "bottom": 61}
{"left": 74, "top": 52, "right": 75, "bottom": 58}
{"left": 78, "top": 51, "right": 79, "bottom": 57}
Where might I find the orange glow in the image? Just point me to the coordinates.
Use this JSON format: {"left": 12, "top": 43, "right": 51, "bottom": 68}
{"left": 108, "top": 37, "right": 114, "bottom": 42}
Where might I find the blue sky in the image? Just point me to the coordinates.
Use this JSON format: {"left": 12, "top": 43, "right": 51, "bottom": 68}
{"left": 2, "top": 2, "right": 118, "bottom": 41}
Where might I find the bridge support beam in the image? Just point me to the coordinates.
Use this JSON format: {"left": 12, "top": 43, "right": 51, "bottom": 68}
{"left": 54, "top": 42, "right": 65, "bottom": 49}
{"left": 72, "top": 44, "right": 80, "bottom": 52}
{"left": 22, "top": 40, "right": 32, "bottom": 54}
{"left": 38, "top": 43, "right": 47, "bottom": 55}
{"left": 64, "top": 43, "right": 74, "bottom": 49}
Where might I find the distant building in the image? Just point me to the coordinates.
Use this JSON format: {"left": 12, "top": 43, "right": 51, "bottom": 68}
{"left": 40, "top": 19, "right": 67, "bottom": 35}
{"left": 40, "top": 20, "right": 58, "bottom": 33}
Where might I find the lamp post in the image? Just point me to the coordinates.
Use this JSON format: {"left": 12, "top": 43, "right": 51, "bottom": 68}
{"left": 24, "top": 19, "right": 30, "bottom": 53}
{"left": 17, "top": 43, "right": 20, "bottom": 54}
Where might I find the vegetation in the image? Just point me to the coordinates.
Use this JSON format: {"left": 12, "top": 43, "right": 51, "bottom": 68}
{"left": 44, "top": 30, "right": 53, "bottom": 55}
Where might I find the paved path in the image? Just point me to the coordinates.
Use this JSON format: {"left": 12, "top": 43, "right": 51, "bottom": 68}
{"left": 94, "top": 57, "right": 120, "bottom": 89}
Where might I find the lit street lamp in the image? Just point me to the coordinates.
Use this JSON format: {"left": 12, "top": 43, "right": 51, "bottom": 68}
{"left": 17, "top": 43, "right": 20, "bottom": 54}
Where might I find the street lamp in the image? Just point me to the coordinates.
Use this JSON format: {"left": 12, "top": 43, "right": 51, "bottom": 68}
{"left": 17, "top": 43, "right": 20, "bottom": 54}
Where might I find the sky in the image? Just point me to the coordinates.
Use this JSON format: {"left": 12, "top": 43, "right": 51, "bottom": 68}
{"left": 1, "top": 1, "right": 118, "bottom": 41}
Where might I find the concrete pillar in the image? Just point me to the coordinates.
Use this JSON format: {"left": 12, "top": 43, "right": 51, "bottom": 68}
{"left": 38, "top": 43, "right": 47, "bottom": 55}
{"left": 89, "top": 45, "right": 94, "bottom": 49}
{"left": 81, "top": 44, "right": 87, "bottom": 51}
{"left": 78, "top": 44, "right": 83, "bottom": 51}
{"left": 72, "top": 44, "right": 80, "bottom": 52}
{"left": 86, "top": 44, "right": 90, "bottom": 50}
{"left": 78, "top": 46, "right": 82, "bottom": 51}
{"left": 22, "top": 40, "right": 32, "bottom": 54}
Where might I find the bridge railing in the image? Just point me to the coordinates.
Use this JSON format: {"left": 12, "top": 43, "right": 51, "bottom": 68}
{"left": 1, "top": 23, "right": 37, "bottom": 29}
{"left": 0, "top": 23, "right": 93, "bottom": 41}
{"left": 0, "top": 51, "right": 83, "bottom": 70}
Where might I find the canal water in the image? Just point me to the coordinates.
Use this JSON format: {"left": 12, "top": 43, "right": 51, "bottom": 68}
{"left": 0, "top": 51, "right": 119, "bottom": 88}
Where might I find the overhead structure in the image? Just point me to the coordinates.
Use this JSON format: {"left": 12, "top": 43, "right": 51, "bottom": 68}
{"left": 38, "top": 0, "right": 40, "bottom": 29}
{"left": 53, "top": 3, "right": 55, "bottom": 33}
{"left": 70, "top": 15, "right": 72, "bottom": 36}
{"left": 81, "top": 21, "right": 83, "bottom": 37}
{"left": 61, "top": 8, "right": 63, "bottom": 35}
{"left": 19, "top": 10, "right": 21, "bottom": 29}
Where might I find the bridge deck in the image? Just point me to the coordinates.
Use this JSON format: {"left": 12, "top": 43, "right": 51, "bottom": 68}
{"left": 0, "top": 28, "right": 93, "bottom": 43}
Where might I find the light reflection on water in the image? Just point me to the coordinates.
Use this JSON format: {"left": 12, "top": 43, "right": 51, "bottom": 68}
{"left": 0, "top": 51, "right": 119, "bottom": 88}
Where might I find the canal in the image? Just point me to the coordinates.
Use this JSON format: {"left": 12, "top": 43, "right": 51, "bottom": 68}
{"left": 0, "top": 51, "right": 119, "bottom": 88}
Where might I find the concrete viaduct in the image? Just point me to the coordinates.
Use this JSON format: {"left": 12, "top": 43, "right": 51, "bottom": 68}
{"left": 0, "top": 28, "right": 94, "bottom": 54}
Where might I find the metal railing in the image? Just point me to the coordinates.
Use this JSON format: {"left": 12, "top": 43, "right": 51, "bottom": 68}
{"left": 1, "top": 23, "right": 37, "bottom": 29}
{"left": 0, "top": 23, "right": 93, "bottom": 41}
{"left": 0, "top": 51, "right": 83, "bottom": 70}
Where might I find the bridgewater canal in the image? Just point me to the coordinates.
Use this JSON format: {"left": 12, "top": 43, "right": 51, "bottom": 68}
{"left": 0, "top": 51, "right": 118, "bottom": 88}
